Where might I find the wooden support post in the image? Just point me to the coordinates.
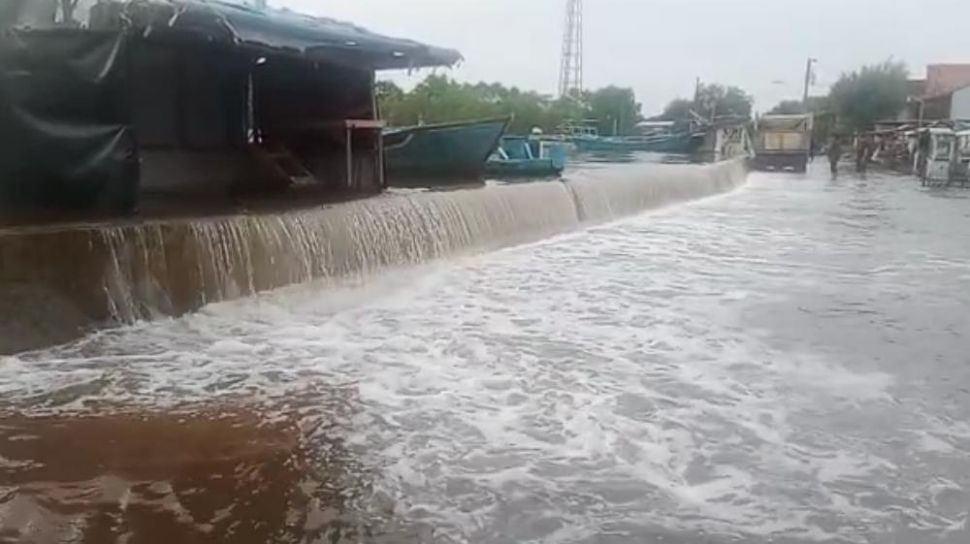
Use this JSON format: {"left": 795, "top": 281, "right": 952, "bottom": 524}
{"left": 346, "top": 125, "right": 353, "bottom": 189}
{"left": 377, "top": 130, "right": 385, "bottom": 189}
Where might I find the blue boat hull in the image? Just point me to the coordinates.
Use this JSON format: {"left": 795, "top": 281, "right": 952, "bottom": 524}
{"left": 384, "top": 117, "right": 510, "bottom": 186}
{"left": 485, "top": 136, "right": 567, "bottom": 179}
{"left": 485, "top": 158, "right": 564, "bottom": 178}
{"left": 573, "top": 132, "right": 699, "bottom": 153}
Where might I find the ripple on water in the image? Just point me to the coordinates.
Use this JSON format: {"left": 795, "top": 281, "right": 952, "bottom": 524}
{"left": 3, "top": 168, "right": 970, "bottom": 543}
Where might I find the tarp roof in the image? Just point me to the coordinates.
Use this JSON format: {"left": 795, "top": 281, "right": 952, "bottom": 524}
{"left": 6, "top": 0, "right": 463, "bottom": 71}
{"left": 757, "top": 114, "right": 812, "bottom": 131}
{"left": 141, "top": 0, "right": 462, "bottom": 70}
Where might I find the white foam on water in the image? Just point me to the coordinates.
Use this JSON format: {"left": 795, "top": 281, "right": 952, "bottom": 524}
{"left": 0, "top": 198, "right": 882, "bottom": 541}
{"left": 4, "top": 166, "right": 970, "bottom": 543}
{"left": 91, "top": 161, "right": 746, "bottom": 323}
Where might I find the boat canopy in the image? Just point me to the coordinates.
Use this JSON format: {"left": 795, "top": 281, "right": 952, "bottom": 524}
{"left": 2, "top": 0, "right": 462, "bottom": 71}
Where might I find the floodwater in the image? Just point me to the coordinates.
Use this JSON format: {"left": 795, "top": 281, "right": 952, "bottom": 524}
{"left": 3, "top": 163, "right": 970, "bottom": 543}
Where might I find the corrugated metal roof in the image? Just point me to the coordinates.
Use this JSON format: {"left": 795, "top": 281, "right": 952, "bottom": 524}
{"left": 6, "top": 0, "right": 462, "bottom": 71}
{"left": 139, "top": 0, "right": 462, "bottom": 70}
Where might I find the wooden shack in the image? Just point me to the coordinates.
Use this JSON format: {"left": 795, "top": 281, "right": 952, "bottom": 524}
{"left": 0, "top": 0, "right": 461, "bottom": 216}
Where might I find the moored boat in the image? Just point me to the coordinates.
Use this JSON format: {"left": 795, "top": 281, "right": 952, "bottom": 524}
{"left": 572, "top": 132, "right": 699, "bottom": 154}
{"left": 485, "top": 136, "right": 567, "bottom": 179}
{"left": 384, "top": 117, "right": 511, "bottom": 186}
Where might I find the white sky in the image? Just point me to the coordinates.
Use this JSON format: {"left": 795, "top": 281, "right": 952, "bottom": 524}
{"left": 276, "top": 0, "right": 970, "bottom": 116}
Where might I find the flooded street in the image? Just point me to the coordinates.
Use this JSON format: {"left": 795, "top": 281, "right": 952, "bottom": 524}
{"left": 3, "top": 163, "right": 970, "bottom": 543}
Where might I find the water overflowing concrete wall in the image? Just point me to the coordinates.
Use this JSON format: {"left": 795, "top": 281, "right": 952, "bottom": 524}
{"left": 568, "top": 160, "right": 745, "bottom": 222}
{"left": 0, "top": 159, "right": 747, "bottom": 353}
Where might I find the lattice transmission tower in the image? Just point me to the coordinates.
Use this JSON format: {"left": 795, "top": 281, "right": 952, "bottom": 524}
{"left": 558, "top": 0, "right": 583, "bottom": 98}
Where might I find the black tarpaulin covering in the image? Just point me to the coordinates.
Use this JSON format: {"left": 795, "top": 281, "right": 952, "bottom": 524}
{"left": 119, "top": 0, "right": 462, "bottom": 71}
{"left": 0, "top": 29, "right": 138, "bottom": 213}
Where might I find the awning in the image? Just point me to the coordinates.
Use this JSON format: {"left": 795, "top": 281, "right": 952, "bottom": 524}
{"left": 133, "top": 0, "right": 461, "bottom": 70}
{"left": 7, "top": 0, "right": 463, "bottom": 71}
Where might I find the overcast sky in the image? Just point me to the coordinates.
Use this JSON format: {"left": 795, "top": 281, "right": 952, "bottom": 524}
{"left": 278, "top": 0, "right": 970, "bottom": 116}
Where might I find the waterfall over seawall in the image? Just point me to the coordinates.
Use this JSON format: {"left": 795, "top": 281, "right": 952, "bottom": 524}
{"left": 101, "top": 181, "right": 581, "bottom": 322}
{"left": 567, "top": 160, "right": 746, "bottom": 222}
{"left": 0, "top": 160, "right": 747, "bottom": 353}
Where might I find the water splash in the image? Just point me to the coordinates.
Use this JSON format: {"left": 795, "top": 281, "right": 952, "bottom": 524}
{"left": 96, "top": 161, "right": 746, "bottom": 322}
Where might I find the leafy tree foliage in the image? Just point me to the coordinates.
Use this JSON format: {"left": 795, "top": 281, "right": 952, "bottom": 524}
{"left": 376, "top": 75, "right": 641, "bottom": 135}
{"left": 586, "top": 86, "right": 642, "bottom": 135}
{"left": 828, "top": 61, "right": 908, "bottom": 130}
{"left": 767, "top": 100, "right": 807, "bottom": 115}
{"left": 657, "top": 98, "right": 694, "bottom": 121}
{"left": 656, "top": 84, "right": 754, "bottom": 122}
{"left": 696, "top": 84, "right": 754, "bottom": 119}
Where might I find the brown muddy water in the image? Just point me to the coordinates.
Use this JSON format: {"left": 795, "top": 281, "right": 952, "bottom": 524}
{"left": 2, "top": 162, "right": 970, "bottom": 543}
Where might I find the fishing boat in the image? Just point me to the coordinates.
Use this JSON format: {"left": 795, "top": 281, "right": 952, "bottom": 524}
{"left": 572, "top": 132, "right": 699, "bottom": 154}
{"left": 572, "top": 134, "right": 641, "bottom": 153}
{"left": 485, "top": 136, "right": 567, "bottom": 179}
{"left": 383, "top": 117, "right": 511, "bottom": 186}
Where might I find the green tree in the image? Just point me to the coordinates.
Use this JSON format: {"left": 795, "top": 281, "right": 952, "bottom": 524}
{"left": 696, "top": 84, "right": 753, "bottom": 119}
{"left": 375, "top": 81, "right": 406, "bottom": 124}
{"left": 657, "top": 98, "right": 694, "bottom": 121}
{"left": 656, "top": 84, "right": 753, "bottom": 123}
{"left": 378, "top": 75, "right": 644, "bottom": 135}
{"left": 586, "top": 86, "right": 641, "bottom": 135}
{"left": 828, "top": 60, "right": 908, "bottom": 131}
{"left": 767, "top": 100, "right": 806, "bottom": 115}
{"left": 375, "top": 81, "right": 404, "bottom": 101}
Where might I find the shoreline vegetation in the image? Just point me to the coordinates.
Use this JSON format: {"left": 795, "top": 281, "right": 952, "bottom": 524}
{"left": 379, "top": 60, "right": 909, "bottom": 140}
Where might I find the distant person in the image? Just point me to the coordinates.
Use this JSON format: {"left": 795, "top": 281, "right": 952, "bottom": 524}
{"left": 856, "top": 135, "right": 872, "bottom": 174}
{"left": 809, "top": 137, "right": 817, "bottom": 162}
{"left": 828, "top": 137, "right": 843, "bottom": 177}
{"left": 917, "top": 130, "right": 931, "bottom": 182}
{"left": 866, "top": 137, "right": 877, "bottom": 164}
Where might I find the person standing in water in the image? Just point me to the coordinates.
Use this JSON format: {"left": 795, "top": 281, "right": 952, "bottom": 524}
{"left": 828, "top": 136, "right": 843, "bottom": 178}
{"left": 855, "top": 134, "right": 875, "bottom": 174}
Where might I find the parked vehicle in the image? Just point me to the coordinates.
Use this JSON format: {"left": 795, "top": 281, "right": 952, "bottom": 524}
{"left": 921, "top": 128, "right": 956, "bottom": 184}
{"left": 751, "top": 114, "right": 813, "bottom": 173}
{"left": 954, "top": 130, "right": 970, "bottom": 184}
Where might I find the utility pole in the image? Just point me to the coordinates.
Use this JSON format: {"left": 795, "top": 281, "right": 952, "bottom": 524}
{"left": 558, "top": 0, "right": 583, "bottom": 98}
{"left": 803, "top": 57, "right": 817, "bottom": 107}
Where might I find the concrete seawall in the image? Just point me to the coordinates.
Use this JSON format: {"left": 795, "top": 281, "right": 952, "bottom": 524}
{"left": 0, "top": 159, "right": 747, "bottom": 354}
